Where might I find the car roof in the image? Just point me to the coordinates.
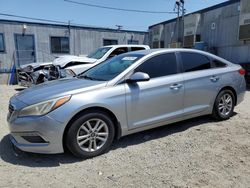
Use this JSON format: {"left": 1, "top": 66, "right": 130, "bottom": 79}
{"left": 104, "top": 44, "right": 150, "bottom": 48}
{"left": 123, "top": 48, "right": 215, "bottom": 56}
{"left": 123, "top": 48, "right": 233, "bottom": 65}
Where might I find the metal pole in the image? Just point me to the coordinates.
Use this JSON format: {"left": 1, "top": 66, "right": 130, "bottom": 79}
{"left": 176, "top": 2, "right": 180, "bottom": 43}
{"left": 181, "top": 0, "right": 185, "bottom": 47}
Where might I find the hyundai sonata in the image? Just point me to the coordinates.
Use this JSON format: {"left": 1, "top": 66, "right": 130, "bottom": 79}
{"left": 7, "top": 49, "right": 246, "bottom": 158}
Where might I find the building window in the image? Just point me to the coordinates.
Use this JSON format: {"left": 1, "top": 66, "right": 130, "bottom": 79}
{"left": 127, "top": 40, "right": 139, "bottom": 44}
{"left": 0, "top": 33, "right": 5, "bottom": 52}
{"left": 152, "top": 41, "right": 159, "bottom": 48}
{"left": 103, "top": 39, "right": 118, "bottom": 46}
{"left": 152, "top": 41, "right": 164, "bottom": 48}
{"left": 160, "top": 41, "right": 165, "bottom": 48}
{"left": 50, "top": 37, "right": 70, "bottom": 53}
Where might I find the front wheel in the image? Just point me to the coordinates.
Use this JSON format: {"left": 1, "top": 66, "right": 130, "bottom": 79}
{"left": 212, "top": 90, "right": 235, "bottom": 120}
{"left": 66, "top": 111, "right": 115, "bottom": 158}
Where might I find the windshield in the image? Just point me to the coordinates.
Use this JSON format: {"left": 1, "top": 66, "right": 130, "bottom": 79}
{"left": 79, "top": 53, "right": 143, "bottom": 81}
{"left": 87, "top": 47, "right": 112, "bottom": 59}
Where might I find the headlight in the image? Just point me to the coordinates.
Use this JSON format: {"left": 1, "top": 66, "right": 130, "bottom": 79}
{"left": 59, "top": 69, "right": 67, "bottom": 78}
{"left": 18, "top": 95, "right": 71, "bottom": 117}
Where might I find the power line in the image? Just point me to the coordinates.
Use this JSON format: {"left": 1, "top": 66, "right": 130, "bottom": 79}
{"left": 64, "top": 0, "right": 177, "bottom": 14}
{"left": 0, "top": 12, "right": 111, "bottom": 28}
{"left": 0, "top": 12, "right": 67, "bottom": 24}
{"left": 0, "top": 12, "right": 149, "bottom": 31}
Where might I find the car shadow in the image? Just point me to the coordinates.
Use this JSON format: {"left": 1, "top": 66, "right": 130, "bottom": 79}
{"left": 111, "top": 113, "right": 236, "bottom": 150}
{"left": 0, "top": 114, "right": 237, "bottom": 168}
{"left": 0, "top": 135, "right": 82, "bottom": 167}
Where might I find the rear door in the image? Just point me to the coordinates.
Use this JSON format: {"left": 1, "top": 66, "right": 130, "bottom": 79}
{"left": 125, "top": 52, "right": 184, "bottom": 129}
{"left": 179, "top": 52, "right": 222, "bottom": 115}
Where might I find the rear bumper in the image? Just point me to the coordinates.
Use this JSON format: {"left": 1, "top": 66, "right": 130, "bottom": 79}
{"left": 237, "top": 91, "right": 245, "bottom": 106}
{"left": 236, "top": 77, "right": 246, "bottom": 106}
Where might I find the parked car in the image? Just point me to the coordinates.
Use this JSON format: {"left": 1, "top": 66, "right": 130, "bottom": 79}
{"left": 8, "top": 49, "right": 246, "bottom": 158}
{"left": 17, "top": 45, "right": 150, "bottom": 87}
{"left": 238, "top": 62, "right": 250, "bottom": 87}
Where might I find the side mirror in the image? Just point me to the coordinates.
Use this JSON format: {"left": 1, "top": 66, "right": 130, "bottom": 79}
{"left": 127, "top": 72, "right": 150, "bottom": 83}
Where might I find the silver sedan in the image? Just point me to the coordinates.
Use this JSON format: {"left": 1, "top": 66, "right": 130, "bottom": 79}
{"left": 7, "top": 49, "right": 246, "bottom": 158}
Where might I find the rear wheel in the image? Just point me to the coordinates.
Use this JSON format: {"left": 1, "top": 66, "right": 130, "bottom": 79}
{"left": 66, "top": 111, "right": 115, "bottom": 158}
{"left": 212, "top": 90, "right": 235, "bottom": 120}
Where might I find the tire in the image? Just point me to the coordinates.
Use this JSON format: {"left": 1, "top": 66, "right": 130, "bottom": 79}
{"left": 212, "top": 89, "right": 235, "bottom": 120}
{"left": 66, "top": 111, "right": 115, "bottom": 158}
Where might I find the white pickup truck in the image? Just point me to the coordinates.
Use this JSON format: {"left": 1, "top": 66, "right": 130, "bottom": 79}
{"left": 17, "top": 45, "right": 150, "bottom": 86}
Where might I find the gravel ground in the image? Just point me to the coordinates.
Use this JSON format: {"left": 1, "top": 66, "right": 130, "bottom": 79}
{"left": 0, "top": 85, "right": 250, "bottom": 188}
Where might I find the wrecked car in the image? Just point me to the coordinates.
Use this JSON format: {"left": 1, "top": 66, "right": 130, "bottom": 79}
{"left": 17, "top": 45, "right": 150, "bottom": 87}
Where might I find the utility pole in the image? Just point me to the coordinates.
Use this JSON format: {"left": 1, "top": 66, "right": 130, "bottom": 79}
{"left": 115, "top": 25, "right": 123, "bottom": 30}
{"left": 181, "top": 0, "right": 185, "bottom": 20}
{"left": 174, "top": 0, "right": 180, "bottom": 43}
{"left": 174, "top": 0, "right": 185, "bottom": 46}
{"left": 180, "top": 0, "right": 185, "bottom": 47}
{"left": 68, "top": 20, "right": 71, "bottom": 35}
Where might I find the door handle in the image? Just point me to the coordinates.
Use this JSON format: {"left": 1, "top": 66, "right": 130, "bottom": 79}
{"left": 210, "top": 75, "right": 220, "bottom": 82}
{"left": 170, "top": 83, "right": 183, "bottom": 90}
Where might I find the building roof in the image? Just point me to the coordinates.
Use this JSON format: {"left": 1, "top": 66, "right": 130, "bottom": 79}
{"left": 0, "top": 19, "right": 148, "bottom": 34}
{"left": 149, "top": 0, "right": 240, "bottom": 29}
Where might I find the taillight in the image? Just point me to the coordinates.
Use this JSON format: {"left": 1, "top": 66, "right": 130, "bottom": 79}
{"left": 238, "top": 68, "right": 246, "bottom": 75}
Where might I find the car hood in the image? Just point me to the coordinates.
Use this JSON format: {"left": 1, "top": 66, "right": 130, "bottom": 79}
{"left": 52, "top": 55, "right": 97, "bottom": 67}
{"left": 19, "top": 62, "right": 52, "bottom": 69}
{"left": 14, "top": 78, "right": 107, "bottom": 105}
{"left": 65, "top": 64, "right": 95, "bottom": 75}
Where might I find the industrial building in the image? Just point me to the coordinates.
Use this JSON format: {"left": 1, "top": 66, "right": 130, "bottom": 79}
{"left": 1, "top": 0, "right": 250, "bottom": 85}
{"left": 0, "top": 20, "right": 148, "bottom": 84}
{"left": 149, "top": 0, "right": 250, "bottom": 66}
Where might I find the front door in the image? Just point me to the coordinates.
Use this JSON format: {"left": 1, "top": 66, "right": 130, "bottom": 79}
{"left": 15, "top": 34, "right": 36, "bottom": 66}
{"left": 125, "top": 52, "right": 184, "bottom": 129}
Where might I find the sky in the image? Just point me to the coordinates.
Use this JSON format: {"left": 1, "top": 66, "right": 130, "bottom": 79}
{"left": 0, "top": 0, "right": 229, "bottom": 31}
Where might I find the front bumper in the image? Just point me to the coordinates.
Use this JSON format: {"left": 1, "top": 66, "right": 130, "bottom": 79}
{"left": 7, "top": 114, "right": 65, "bottom": 154}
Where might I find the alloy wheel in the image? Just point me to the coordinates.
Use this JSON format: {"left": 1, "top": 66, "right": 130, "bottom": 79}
{"left": 218, "top": 93, "right": 233, "bottom": 116}
{"left": 76, "top": 118, "right": 109, "bottom": 152}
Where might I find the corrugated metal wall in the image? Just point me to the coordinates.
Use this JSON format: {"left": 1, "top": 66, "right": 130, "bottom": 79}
{"left": 149, "top": 1, "right": 250, "bottom": 64}
{"left": 0, "top": 20, "right": 148, "bottom": 84}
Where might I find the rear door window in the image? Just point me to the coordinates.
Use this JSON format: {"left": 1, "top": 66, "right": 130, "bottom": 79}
{"left": 212, "top": 59, "right": 227, "bottom": 68}
{"left": 108, "top": 47, "right": 128, "bottom": 59}
{"left": 130, "top": 47, "right": 146, "bottom": 51}
{"left": 180, "top": 52, "right": 211, "bottom": 72}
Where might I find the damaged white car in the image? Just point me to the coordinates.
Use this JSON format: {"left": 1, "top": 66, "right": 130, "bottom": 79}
{"left": 17, "top": 45, "right": 150, "bottom": 86}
